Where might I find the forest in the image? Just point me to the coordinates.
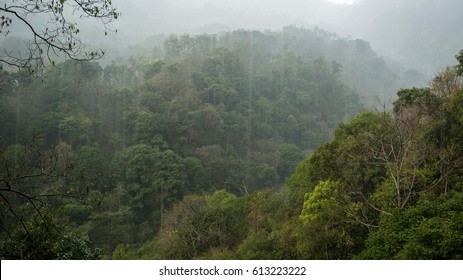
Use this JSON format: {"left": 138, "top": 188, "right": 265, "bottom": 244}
{"left": 1, "top": 24, "right": 463, "bottom": 259}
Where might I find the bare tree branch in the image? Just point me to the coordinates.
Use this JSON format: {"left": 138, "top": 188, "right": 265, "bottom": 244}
{"left": 0, "top": 0, "right": 119, "bottom": 73}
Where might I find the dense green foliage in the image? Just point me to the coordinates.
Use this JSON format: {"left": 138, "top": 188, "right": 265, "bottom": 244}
{"left": 137, "top": 53, "right": 463, "bottom": 260}
{"left": 2, "top": 26, "right": 463, "bottom": 260}
{"left": 0, "top": 213, "right": 101, "bottom": 260}
{"left": 1, "top": 27, "right": 364, "bottom": 258}
{"left": 359, "top": 192, "right": 463, "bottom": 259}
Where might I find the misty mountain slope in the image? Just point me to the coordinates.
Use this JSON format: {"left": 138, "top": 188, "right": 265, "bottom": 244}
{"left": 3, "top": 0, "right": 459, "bottom": 82}
{"left": 116, "top": 54, "right": 463, "bottom": 260}
{"left": 103, "top": 0, "right": 430, "bottom": 100}
{"left": 112, "top": 25, "right": 425, "bottom": 102}
{"left": 3, "top": 1, "right": 463, "bottom": 261}
{"left": 0, "top": 30, "right": 366, "bottom": 254}
{"left": 340, "top": 0, "right": 463, "bottom": 76}
{"left": 168, "top": 27, "right": 422, "bottom": 102}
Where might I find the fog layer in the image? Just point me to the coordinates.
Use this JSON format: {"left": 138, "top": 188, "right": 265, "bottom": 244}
{"left": 105, "top": 0, "right": 462, "bottom": 76}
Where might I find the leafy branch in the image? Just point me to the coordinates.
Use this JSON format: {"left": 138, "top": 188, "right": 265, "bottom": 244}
{"left": 0, "top": 0, "right": 119, "bottom": 73}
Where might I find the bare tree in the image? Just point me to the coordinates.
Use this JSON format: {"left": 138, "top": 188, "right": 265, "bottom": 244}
{"left": 431, "top": 67, "right": 463, "bottom": 98}
{"left": 366, "top": 83, "right": 462, "bottom": 210}
{"left": 371, "top": 109, "right": 424, "bottom": 209}
{"left": 0, "top": 0, "right": 119, "bottom": 72}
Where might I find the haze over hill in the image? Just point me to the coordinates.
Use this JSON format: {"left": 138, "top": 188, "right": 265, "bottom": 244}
{"left": 110, "top": 0, "right": 352, "bottom": 37}
{"left": 2, "top": 0, "right": 461, "bottom": 100}
{"left": 339, "top": 0, "right": 463, "bottom": 76}
{"left": 105, "top": 0, "right": 462, "bottom": 79}
{"left": 2, "top": 0, "right": 463, "bottom": 261}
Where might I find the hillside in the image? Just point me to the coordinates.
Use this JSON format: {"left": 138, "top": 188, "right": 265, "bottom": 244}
{"left": 123, "top": 51, "right": 463, "bottom": 260}
{"left": 1, "top": 27, "right": 364, "bottom": 257}
{"left": 1, "top": 23, "right": 463, "bottom": 259}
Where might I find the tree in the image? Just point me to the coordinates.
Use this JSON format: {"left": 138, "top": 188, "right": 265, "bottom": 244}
{"left": 276, "top": 144, "right": 304, "bottom": 181}
{"left": 359, "top": 192, "right": 463, "bottom": 260}
{"left": 0, "top": 139, "right": 107, "bottom": 259}
{"left": 0, "top": 139, "right": 90, "bottom": 234}
{"left": 430, "top": 67, "right": 463, "bottom": 97}
{"left": 0, "top": 0, "right": 119, "bottom": 71}
{"left": 158, "top": 190, "right": 248, "bottom": 259}
{"left": 0, "top": 212, "right": 101, "bottom": 259}
{"left": 456, "top": 49, "right": 463, "bottom": 76}
{"left": 298, "top": 180, "right": 356, "bottom": 259}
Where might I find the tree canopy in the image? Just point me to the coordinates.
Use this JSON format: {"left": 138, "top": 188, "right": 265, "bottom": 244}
{"left": 2, "top": 25, "right": 463, "bottom": 260}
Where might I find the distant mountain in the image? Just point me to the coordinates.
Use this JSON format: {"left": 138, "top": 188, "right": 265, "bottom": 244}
{"left": 339, "top": 0, "right": 463, "bottom": 76}
{"left": 108, "top": 0, "right": 462, "bottom": 82}
{"left": 4, "top": 0, "right": 458, "bottom": 92}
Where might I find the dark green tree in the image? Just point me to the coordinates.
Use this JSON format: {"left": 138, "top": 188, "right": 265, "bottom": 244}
{"left": 359, "top": 192, "right": 463, "bottom": 259}
{"left": 0, "top": 213, "right": 100, "bottom": 259}
{"left": 456, "top": 49, "right": 463, "bottom": 76}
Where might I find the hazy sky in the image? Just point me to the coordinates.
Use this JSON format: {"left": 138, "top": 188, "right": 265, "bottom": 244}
{"left": 110, "top": 0, "right": 360, "bottom": 38}
{"left": 1, "top": 0, "right": 362, "bottom": 46}
{"left": 326, "top": 0, "right": 357, "bottom": 4}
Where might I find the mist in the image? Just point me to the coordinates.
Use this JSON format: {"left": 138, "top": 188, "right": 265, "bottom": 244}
{"left": 100, "top": 0, "right": 462, "bottom": 77}
{"left": 2, "top": 0, "right": 462, "bottom": 84}
{"left": 110, "top": 0, "right": 354, "bottom": 40}
{"left": 3, "top": 0, "right": 463, "bottom": 262}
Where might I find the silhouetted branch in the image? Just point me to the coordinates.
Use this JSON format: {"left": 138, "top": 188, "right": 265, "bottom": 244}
{"left": 0, "top": 0, "right": 119, "bottom": 73}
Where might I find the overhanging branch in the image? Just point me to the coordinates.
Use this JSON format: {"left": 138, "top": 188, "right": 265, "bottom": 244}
{"left": 0, "top": 0, "right": 119, "bottom": 72}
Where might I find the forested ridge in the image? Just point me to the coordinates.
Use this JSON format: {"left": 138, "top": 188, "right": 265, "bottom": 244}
{"left": 1, "top": 26, "right": 463, "bottom": 259}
